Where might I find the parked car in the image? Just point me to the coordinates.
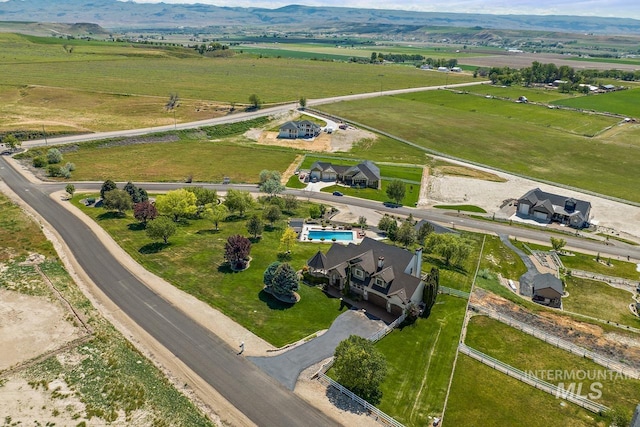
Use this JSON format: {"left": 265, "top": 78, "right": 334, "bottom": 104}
{"left": 332, "top": 191, "right": 343, "bottom": 196}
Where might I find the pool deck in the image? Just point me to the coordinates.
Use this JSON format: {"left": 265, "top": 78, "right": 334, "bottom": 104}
{"left": 300, "top": 224, "right": 365, "bottom": 243}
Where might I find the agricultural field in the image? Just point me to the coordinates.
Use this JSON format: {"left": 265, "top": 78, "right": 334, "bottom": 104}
{"left": 376, "top": 295, "right": 467, "bottom": 425}
{"left": 464, "top": 83, "right": 578, "bottom": 103}
{"left": 563, "top": 277, "right": 639, "bottom": 327}
{"left": 0, "top": 193, "right": 212, "bottom": 426}
{"left": 316, "top": 90, "right": 640, "bottom": 203}
{"left": 74, "top": 195, "right": 342, "bottom": 347}
{"left": 446, "top": 355, "right": 606, "bottom": 427}
{"left": 465, "top": 316, "right": 640, "bottom": 412}
{"left": 553, "top": 88, "right": 640, "bottom": 118}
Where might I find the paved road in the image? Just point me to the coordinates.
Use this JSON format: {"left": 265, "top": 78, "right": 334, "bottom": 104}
{"left": 0, "top": 159, "right": 341, "bottom": 427}
{"left": 249, "top": 310, "right": 386, "bottom": 390}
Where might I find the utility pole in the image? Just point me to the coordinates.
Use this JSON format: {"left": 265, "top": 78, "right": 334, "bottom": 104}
{"left": 42, "top": 124, "right": 48, "bottom": 145}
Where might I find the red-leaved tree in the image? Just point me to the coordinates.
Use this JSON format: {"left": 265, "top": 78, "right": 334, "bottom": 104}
{"left": 134, "top": 201, "right": 158, "bottom": 226}
{"left": 225, "top": 234, "right": 251, "bottom": 270}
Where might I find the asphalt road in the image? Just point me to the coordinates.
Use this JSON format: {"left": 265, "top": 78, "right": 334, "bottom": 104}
{"left": 0, "top": 159, "right": 341, "bottom": 427}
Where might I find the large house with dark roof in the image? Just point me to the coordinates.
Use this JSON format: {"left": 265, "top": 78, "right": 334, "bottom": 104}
{"left": 278, "top": 120, "right": 321, "bottom": 139}
{"left": 307, "top": 237, "right": 424, "bottom": 316}
{"left": 530, "top": 273, "right": 564, "bottom": 308}
{"left": 517, "top": 188, "right": 591, "bottom": 229}
{"left": 309, "top": 160, "right": 381, "bottom": 189}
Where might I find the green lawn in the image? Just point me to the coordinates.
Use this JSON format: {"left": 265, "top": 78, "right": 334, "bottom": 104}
{"left": 433, "top": 204, "right": 486, "bottom": 213}
{"left": 465, "top": 316, "right": 640, "bottom": 411}
{"left": 464, "top": 83, "right": 578, "bottom": 103}
{"left": 553, "top": 88, "right": 640, "bottom": 118}
{"left": 375, "top": 295, "right": 467, "bottom": 425}
{"left": 445, "top": 355, "right": 607, "bottom": 427}
{"left": 319, "top": 180, "right": 420, "bottom": 207}
{"left": 74, "top": 196, "right": 342, "bottom": 347}
{"left": 316, "top": 91, "right": 640, "bottom": 203}
{"left": 560, "top": 253, "right": 640, "bottom": 281}
{"left": 479, "top": 234, "right": 528, "bottom": 281}
{"left": 563, "top": 276, "right": 639, "bottom": 327}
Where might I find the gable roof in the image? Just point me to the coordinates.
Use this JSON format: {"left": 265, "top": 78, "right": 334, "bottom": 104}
{"left": 279, "top": 121, "right": 299, "bottom": 131}
{"left": 533, "top": 273, "right": 564, "bottom": 295}
{"left": 519, "top": 188, "right": 591, "bottom": 220}
{"left": 414, "top": 219, "right": 458, "bottom": 235}
{"left": 307, "top": 250, "right": 328, "bottom": 271}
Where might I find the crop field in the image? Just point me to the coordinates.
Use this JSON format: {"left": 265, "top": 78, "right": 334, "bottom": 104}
{"left": 446, "top": 355, "right": 604, "bottom": 427}
{"left": 465, "top": 316, "right": 640, "bottom": 411}
{"left": 376, "top": 295, "right": 467, "bottom": 425}
{"left": 553, "top": 88, "right": 640, "bottom": 118}
{"left": 563, "top": 277, "right": 639, "bottom": 327}
{"left": 0, "top": 34, "right": 474, "bottom": 105}
{"left": 316, "top": 90, "right": 640, "bottom": 203}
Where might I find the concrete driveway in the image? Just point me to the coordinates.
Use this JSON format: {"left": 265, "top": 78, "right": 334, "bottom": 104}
{"left": 249, "top": 309, "right": 386, "bottom": 390}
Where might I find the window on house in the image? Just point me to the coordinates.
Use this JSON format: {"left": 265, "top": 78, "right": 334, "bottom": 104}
{"left": 352, "top": 268, "right": 364, "bottom": 279}
{"left": 375, "top": 278, "right": 385, "bottom": 287}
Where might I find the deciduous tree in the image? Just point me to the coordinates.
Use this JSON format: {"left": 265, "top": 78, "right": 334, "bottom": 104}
{"left": 396, "top": 219, "right": 416, "bottom": 248}
{"left": 283, "top": 194, "right": 299, "bottom": 213}
{"left": 263, "top": 205, "right": 282, "bottom": 227}
{"left": 134, "top": 200, "right": 158, "bottom": 225}
{"left": 155, "top": 189, "right": 198, "bottom": 222}
{"left": 386, "top": 179, "right": 406, "bottom": 205}
{"left": 246, "top": 215, "right": 264, "bottom": 239}
{"left": 417, "top": 221, "right": 434, "bottom": 245}
{"left": 224, "top": 189, "right": 253, "bottom": 217}
{"left": 426, "top": 233, "right": 471, "bottom": 266}
{"left": 3, "top": 134, "right": 21, "bottom": 152}
{"left": 103, "top": 189, "right": 133, "bottom": 214}
{"left": 65, "top": 184, "right": 75, "bottom": 198}
{"left": 225, "top": 234, "right": 251, "bottom": 270}
{"left": 333, "top": 335, "right": 387, "bottom": 404}
{"left": 550, "top": 237, "right": 567, "bottom": 253}
{"left": 279, "top": 227, "right": 298, "bottom": 254}
{"left": 146, "top": 216, "right": 176, "bottom": 244}
{"left": 100, "top": 179, "right": 117, "bottom": 199}
{"left": 203, "top": 203, "right": 228, "bottom": 231}
{"left": 47, "top": 148, "right": 63, "bottom": 164}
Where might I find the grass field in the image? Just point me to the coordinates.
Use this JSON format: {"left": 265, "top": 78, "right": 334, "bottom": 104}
{"left": 465, "top": 315, "right": 640, "bottom": 411}
{"left": 464, "top": 83, "right": 577, "bottom": 103}
{"left": 433, "top": 204, "right": 487, "bottom": 213}
{"left": 316, "top": 90, "right": 640, "bottom": 203}
{"left": 445, "top": 355, "right": 606, "bottom": 427}
{"left": 0, "top": 192, "right": 212, "bottom": 426}
{"left": 319, "top": 180, "right": 420, "bottom": 206}
{"left": 563, "top": 276, "right": 639, "bottom": 327}
{"left": 74, "top": 196, "right": 342, "bottom": 347}
{"left": 479, "top": 234, "right": 528, "bottom": 280}
{"left": 553, "top": 88, "right": 640, "bottom": 118}
{"left": 375, "top": 295, "right": 467, "bottom": 425}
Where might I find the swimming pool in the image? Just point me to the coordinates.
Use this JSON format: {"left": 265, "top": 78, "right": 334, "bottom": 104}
{"left": 307, "top": 229, "right": 355, "bottom": 241}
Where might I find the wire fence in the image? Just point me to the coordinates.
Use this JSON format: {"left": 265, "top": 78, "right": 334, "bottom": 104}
{"left": 469, "top": 304, "right": 640, "bottom": 379}
{"left": 459, "top": 343, "right": 610, "bottom": 414}
{"left": 570, "top": 269, "right": 639, "bottom": 293}
{"left": 439, "top": 285, "right": 470, "bottom": 299}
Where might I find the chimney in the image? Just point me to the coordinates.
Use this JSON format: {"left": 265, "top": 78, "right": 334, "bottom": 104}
{"left": 378, "top": 256, "right": 384, "bottom": 269}
{"left": 413, "top": 247, "right": 423, "bottom": 278}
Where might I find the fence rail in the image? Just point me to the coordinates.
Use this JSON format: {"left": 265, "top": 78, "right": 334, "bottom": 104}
{"left": 317, "top": 373, "right": 405, "bottom": 427}
{"left": 439, "top": 286, "right": 470, "bottom": 299}
{"left": 469, "top": 304, "right": 640, "bottom": 379}
{"left": 459, "top": 343, "right": 609, "bottom": 414}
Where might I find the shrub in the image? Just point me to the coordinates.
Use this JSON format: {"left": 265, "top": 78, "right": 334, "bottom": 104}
{"left": 46, "top": 148, "right": 63, "bottom": 164}
{"left": 33, "top": 156, "right": 47, "bottom": 168}
{"left": 65, "top": 162, "right": 76, "bottom": 171}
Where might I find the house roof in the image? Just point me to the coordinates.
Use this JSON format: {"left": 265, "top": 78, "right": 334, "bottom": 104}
{"left": 519, "top": 188, "right": 590, "bottom": 220}
{"left": 307, "top": 250, "right": 328, "bottom": 270}
{"left": 279, "top": 121, "right": 299, "bottom": 131}
{"left": 309, "top": 160, "right": 381, "bottom": 181}
{"left": 321, "top": 237, "right": 420, "bottom": 300}
{"left": 289, "top": 218, "right": 304, "bottom": 233}
{"left": 414, "top": 219, "right": 457, "bottom": 235}
{"left": 533, "top": 273, "right": 564, "bottom": 295}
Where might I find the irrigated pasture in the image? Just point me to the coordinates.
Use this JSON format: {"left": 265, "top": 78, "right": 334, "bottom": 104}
{"left": 553, "top": 88, "right": 640, "bottom": 118}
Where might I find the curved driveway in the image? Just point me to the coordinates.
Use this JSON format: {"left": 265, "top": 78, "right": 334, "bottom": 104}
{"left": 0, "top": 160, "right": 341, "bottom": 427}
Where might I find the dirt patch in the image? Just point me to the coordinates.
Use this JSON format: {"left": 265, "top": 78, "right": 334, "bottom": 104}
{"left": 472, "top": 288, "right": 640, "bottom": 369}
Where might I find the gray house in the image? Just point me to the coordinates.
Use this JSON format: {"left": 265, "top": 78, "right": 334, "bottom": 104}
{"left": 307, "top": 237, "right": 424, "bottom": 316}
{"left": 531, "top": 273, "right": 564, "bottom": 308}
{"left": 278, "top": 120, "right": 321, "bottom": 139}
{"left": 308, "top": 160, "right": 381, "bottom": 189}
{"left": 517, "top": 188, "right": 591, "bottom": 228}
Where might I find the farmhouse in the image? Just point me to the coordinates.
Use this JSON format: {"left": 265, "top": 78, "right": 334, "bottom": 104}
{"left": 306, "top": 237, "right": 424, "bottom": 316}
{"left": 531, "top": 273, "right": 564, "bottom": 308}
{"left": 308, "top": 160, "right": 381, "bottom": 189}
{"left": 278, "top": 120, "right": 321, "bottom": 139}
{"left": 516, "top": 188, "right": 591, "bottom": 228}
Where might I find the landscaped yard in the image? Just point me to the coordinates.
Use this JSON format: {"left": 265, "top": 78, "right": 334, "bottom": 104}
{"left": 74, "top": 195, "right": 342, "bottom": 347}
{"left": 319, "top": 181, "right": 420, "bottom": 207}
{"left": 445, "top": 355, "right": 606, "bottom": 427}
{"left": 376, "top": 294, "right": 467, "bottom": 425}
{"left": 465, "top": 315, "right": 640, "bottom": 411}
{"left": 563, "top": 276, "right": 639, "bottom": 327}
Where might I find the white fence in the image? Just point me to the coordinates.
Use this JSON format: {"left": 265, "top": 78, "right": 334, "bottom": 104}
{"left": 469, "top": 304, "right": 640, "bottom": 379}
{"left": 439, "top": 286, "right": 470, "bottom": 299}
{"left": 317, "top": 373, "right": 405, "bottom": 427}
{"left": 459, "top": 343, "right": 609, "bottom": 414}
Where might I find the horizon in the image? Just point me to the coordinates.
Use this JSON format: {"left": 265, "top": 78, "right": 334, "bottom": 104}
{"left": 115, "top": 0, "right": 640, "bottom": 20}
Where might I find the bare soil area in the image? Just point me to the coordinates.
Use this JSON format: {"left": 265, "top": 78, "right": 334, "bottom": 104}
{"left": 463, "top": 52, "right": 640, "bottom": 72}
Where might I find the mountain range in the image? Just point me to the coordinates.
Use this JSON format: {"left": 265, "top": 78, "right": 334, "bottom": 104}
{"left": 1, "top": 0, "right": 640, "bottom": 35}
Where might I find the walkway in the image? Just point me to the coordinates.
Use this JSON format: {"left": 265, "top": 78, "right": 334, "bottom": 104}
{"left": 249, "top": 309, "right": 386, "bottom": 390}
{"left": 499, "top": 234, "right": 539, "bottom": 296}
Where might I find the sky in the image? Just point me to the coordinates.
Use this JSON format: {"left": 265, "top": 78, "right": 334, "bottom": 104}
{"left": 121, "top": 0, "right": 639, "bottom": 20}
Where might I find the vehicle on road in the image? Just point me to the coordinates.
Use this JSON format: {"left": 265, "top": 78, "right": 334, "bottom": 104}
{"left": 333, "top": 191, "right": 343, "bottom": 196}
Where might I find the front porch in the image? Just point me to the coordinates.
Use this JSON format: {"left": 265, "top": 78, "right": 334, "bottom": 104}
{"left": 323, "top": 285, "right": 399, "bottom": 324}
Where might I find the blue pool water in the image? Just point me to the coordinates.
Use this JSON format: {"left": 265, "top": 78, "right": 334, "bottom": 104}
{"left": 308, "top": 230, "right": 354, "bottom": 241}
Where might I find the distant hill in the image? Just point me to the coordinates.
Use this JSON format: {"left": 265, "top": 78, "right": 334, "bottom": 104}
{"left": 1, "top": 0, "right": 640, "bottom": 35}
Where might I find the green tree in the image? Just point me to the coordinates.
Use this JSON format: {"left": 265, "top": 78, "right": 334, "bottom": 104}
{"left": 146, "top": 216, "right": 177, "bottom": 244}
{"left": 263, "top": 261, "right": 281, "bottom": 287}
{"left": 100, "top": 179, "right": 117, "bottom": 199}
{"left": 550, "top": 237, "right": 567, "bottom": 253}
{"left": 65, "top": 183, "right": 75, "bottom": 198}
{"left": 103, "top": 189, "right": 133, "bottom": 214}
{"left": 357, "top": 216, "right": 368, "bottom": 230}
{"left": 279, "top": 227, "right": 298, "bottom": 254}
{"left": 309, "top": 205, "right": 321, "bottom": 219}
{"left": 203, "top": 203, "right": 228, "bottom": 231}
{"left": 246, "top": 215, "right": 264, "bottom": 239}
{"left": 260, "top": 178, "right": 285, "bottom": 197}
{"left": 333, "top": 335, "right": 387, "bottom": 404}
{"left": 248, "top": 93, "right": 262, "bottom": 109}
{"left": 225, "top": 234, "right": 251, "bottom": 270}
{"left": 123, "top": 181, "right": 148, "bottom": 204}
{"left": 47, "top": 148, "right": 63, "bottom": 164}
{"left": 299, "top": 96, "right": 307, "bottom": 109}
{"left": 3, "top": 134, "right": 21, "bottom": 152}
{"left": 263, "top": 205, "right": 282, "bottom": 227}
{"left": 134, "top": 200, "right": 158, "bottom": 225}
{"left": 422, "top": 267, "right": 440, "bottom": 317}
{"left": 396, "top": 219, "right": 416, "bottom": 248}
{"left": 386, "top": 180, "right": 406, "bottom": 205}
{"left": 427, "top": 233, "right": 471, "bottom": 266}
{"left": 283, "top": 194, "right": 299, "bottom": 213}
{"left": 417, "top": 221, "right": 434, "bottom": 245}
{"left": 378, "top": 215, "right": 396, "bottom": 233}
{"left": 269, "top": 263, "right": 299, "bottom": 298}
{"left": 185, "top": 186, "right": 218, "bottom": 207}
{"left": 259, "top": 169, "right": 281, "bottom": 184}
{"left": 155, "top": 189, "right": 198, "bottom": 222}
{"left": 224, "top": 189, "right": 253, "bottom": 217}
